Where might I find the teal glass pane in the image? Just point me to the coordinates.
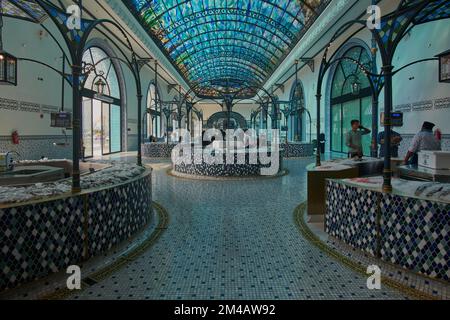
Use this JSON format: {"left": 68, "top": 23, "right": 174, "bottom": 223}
{"left": 102, "top": 103, "right": 110, "bottom": 153}
{"left": 110, "top": 105, "right": 121, "bottom": 153}
{"left": 331, "top": 104, "right": 342, "bottom": 152}
{"left": 125, "top": 0, "right": 331, "bottom": 98}
{"left": 332, "top": 67, "right": 345, "bottom": 98}
{"left": 83, "top": 47, "right": 121, "bottom": 99}
{"left": 361, "top": 96, "right": 372, "bottom": 156}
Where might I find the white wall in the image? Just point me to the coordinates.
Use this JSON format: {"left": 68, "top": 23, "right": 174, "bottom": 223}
{"left": 0, "top": 15, "right": 180, "bottom": 154}
{"left": 0, "top": 18, "right": 72, "bottom": 136}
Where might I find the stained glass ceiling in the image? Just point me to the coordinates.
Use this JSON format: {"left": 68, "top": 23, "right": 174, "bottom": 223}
{"left": 124, "top": 0, "right": 330, "bottom": 98}
{"left": 1, "top": 0, "right": 47, "bottom": 23}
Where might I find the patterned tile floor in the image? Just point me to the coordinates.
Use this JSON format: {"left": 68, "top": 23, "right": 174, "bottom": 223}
{"left": 70, "top": 156, "right": 407, "bottom": 300}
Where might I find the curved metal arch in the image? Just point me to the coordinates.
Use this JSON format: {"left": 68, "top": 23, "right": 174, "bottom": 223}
{"left": 178, "top": 79, "right": 228, "bottom": 106}
{"left": 191, "top": 97, "right": 224, "bottom": 107}
{"left": 329, "top": 46, "right": 372, "bottom": 98}
{"left": 147, "top": 0, "right": 309, "bottom": 33}
{"left": 177, "top": 44, "right": 275, "bottom": 71}
{"left": 231, "top": 84, "right": 278, "bottom": 107}
{"left": 206, "top": 111, "right": 248, "bottom": 129}
{"left": 187, "top": 60, "right": 268, "bottom": 82}
{"left": 164, "top": 29, "right": 292, "bottom": 52}
{"left": 171, "top": 36, "right": 283, "bottom": 64}
{"left": 290, "top": 78, "right": 305, "bottom": 101}
{"left": 320, "top": 20, "right": 368, "bottom": 71}
{"left": 17, "top": 57, "right": 72, "bottom": 86}
{"left": 145, "top": 81, "right": 161, "bottom": 110}
{"left": 233, "top": 97, "right": 261, "bottom": 106}
{"left": 183, "top": 53, "right": 269, "bottom": 75}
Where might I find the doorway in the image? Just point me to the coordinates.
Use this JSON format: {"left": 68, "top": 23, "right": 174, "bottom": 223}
{"left": 82, "top": 97, "right": 121, "bottom": 158}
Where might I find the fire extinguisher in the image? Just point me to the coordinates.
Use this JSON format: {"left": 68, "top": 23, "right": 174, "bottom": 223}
{"left": 12, "top": 130, "right": 20, "bottom": 145}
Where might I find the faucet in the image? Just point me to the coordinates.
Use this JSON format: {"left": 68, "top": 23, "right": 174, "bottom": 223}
{"left": 6, "top": 151, "right": 21, "bottom": 171}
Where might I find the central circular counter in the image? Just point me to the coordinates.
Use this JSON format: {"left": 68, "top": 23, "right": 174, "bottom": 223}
{"left": 171, "top": 146, "right": 284, "bottom": 179}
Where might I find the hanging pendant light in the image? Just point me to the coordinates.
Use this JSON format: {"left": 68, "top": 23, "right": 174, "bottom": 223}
{"left": 0, "top": 0, "right": 18, "bottom": 86}
{"left": 350, "top": 74, "right": 361, "bottom": 95}
{"left": 94, "top": 78, "right": 106, "bottom": 94}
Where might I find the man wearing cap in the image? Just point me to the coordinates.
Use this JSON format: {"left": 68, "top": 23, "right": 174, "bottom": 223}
{"left": 404, "top": 121, "right": 441, "bottom": 165}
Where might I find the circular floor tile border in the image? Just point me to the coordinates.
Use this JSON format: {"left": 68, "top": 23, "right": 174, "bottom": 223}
{"left": 293, "top": 202, "right": 439, "bottom": 301}
{"left": 167, "top": 168, "right": 289, "bottom": 181}
{"left": 40, "top": 201, "right": 169, "bottom": 300}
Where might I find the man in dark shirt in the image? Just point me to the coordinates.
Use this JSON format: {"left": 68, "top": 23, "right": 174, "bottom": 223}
{"left": 377, "top": 130, "right": 403, "bottom": 158}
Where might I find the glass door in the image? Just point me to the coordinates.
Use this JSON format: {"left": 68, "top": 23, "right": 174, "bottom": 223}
{"left": 82, "top": 98, "right": 120, "bottom": 158}
{"left": 82, "top": 97, "right": 93, "bottom": 158}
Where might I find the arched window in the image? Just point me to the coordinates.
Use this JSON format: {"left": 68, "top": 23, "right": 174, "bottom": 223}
{"left": 82, "top": 47, "right": 122, "bottom": 157}
{"left": 146, "top": 83, "right": 161, "bottom": 139}
{"left": 290, "top": 81, "right": 305, "bottom": 141}
{"left": 330, "top": 46, "right": 372, "bottom": 155}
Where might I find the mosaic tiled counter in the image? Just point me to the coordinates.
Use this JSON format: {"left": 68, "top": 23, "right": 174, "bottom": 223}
{"left": 325, "top": 178, "right": 450, "bottom": 282}
{"left": 173, "top": 147, "right": 283, "bottom": 177}
{"left": 307, "top": 158, "right": 385, "bottom": 222}
{"left": 281, "top": 143, "right": 314, "bottom": 158}
{"left": 0, "top": 169, "right": 152, "bottom": 291}
{"left": 142, "top": 142, "right": 177, "bottom": 158}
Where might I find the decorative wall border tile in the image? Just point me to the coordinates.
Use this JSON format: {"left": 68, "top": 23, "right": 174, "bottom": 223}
{"left": 0, "top": 98, "right": 58, "bottom": 114}
{"left": 412, "top": 100, "right": 434, "bottom": 111}
{"left": 0, "top": 98, "right": 19, "bottom": 111}
{"left": 434, "top": 97, "right": 450, "bottom": 110}
{"left": 394, "top": 103, "right": 412, "bottom": 112}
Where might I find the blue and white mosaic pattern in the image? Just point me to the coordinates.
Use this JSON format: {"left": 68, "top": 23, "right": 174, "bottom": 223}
{"left": 326, "top": 180, "right": 450, "bottom": 283}
{"left": 381, "top": 194, "right": 450, "bottom": 282}
{"left": 0, "top": 135, "right": 72, "bottom": 160}
{"left": 70, "top": 158, "right": 406, "bottom": 300}
{"left": 0, "top": 172, "right": 152, "bottom": 291}
{"left": 142, "top": 143, "right": 177, "bottom": 158}
{"left": 326, "top": 181, "right": 379, "bottom": 256}
{"left": 281, "top": 143, "right": 314, "bottom": 158}
{"left": 173, "top": 149, "right": 282, "bottom": 177}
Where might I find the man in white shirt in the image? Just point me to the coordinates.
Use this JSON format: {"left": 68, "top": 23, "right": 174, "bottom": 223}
{"left": 404, "top": 121, "right": 441, "bottom": 165}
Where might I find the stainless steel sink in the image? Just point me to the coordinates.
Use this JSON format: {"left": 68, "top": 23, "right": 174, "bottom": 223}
{"left": 1, "top": 169, "right": 45, "bottom": 176}
{"left": 0, "top": 166, "right": 65, "bottom": 186}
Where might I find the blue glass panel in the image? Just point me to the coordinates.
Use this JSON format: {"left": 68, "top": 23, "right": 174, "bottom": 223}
{"left": 124, "top": 0, "right": 331, "bottom": 98}
{"left": 6, "top": 0, "right": 47, "bottom": 22}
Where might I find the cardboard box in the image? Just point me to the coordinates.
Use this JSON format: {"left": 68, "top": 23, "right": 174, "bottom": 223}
{"left": 418, "top": 151, "right": 450, "bottom": 170}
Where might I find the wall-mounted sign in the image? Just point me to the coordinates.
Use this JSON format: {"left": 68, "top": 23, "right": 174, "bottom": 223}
{"left": 381, "top": 112, "right": 403, "bottom": 127}
{"left": 51, "top": 112, "right": 72, "bottom": 128}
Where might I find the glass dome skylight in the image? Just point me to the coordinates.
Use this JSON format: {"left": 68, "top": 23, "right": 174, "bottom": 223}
{"left": 125, "top": 0, "right": 330, "bottom": 98}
